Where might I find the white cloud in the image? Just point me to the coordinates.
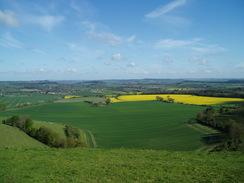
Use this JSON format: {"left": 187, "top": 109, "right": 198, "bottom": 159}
{"left": 34, "top": 15, "right": 65, "bottom": 31}
{"left": 26, "top": 45, "right": 45, "bottom": 55}
{"left": 70, "top": 0, "right": 81, "bottom": 12}
{"left": 111, "top": 53, "right": 126, "bottom": 61}
{"left": 145, "top": 0, "right": 186, "bottom": 18}
{"left": 88, "top": 31, "right": 121, "bottom": 47}
{"left": 0, "top": 10, "right": 19, "bottom": 27}
{"left": 235, "top": 63, "right": 244, "bottom": 70}
{"left": 59, "top": 68, "right": 78, "bottom": 73}
{"left": 58, "top": 57, "right": 79, "bottom": 63}
{"left": 0, "top": 32, "right": 23, "bottom": 49}
{"left": 189, "top": 56, "right": 208, "bottom": 65}
{"left": 68, "top": 68, "right": 78, "bottom": 73}
{"left": 127, "top": 35, "right": 137, "bottom": 43}
{"left": 191, "top": 44, "right": 227, "bottom": 56}
{"left": 203, "top": 69, "right": 213, "bottom": 73}
{"left": 70, "top": 0, "right": 97, "bottom": 17}
{"left": 36, "top": 68, "right": 49, "bottom": 73}
{"left": 127, "top": 62, "right": 137, "bottom": 67}
{"left": 68, "top": 43, "right": 84, "bottom": 52}
{"left": 163, "top": 57, "right": 173, "bottom": 63}
{"left": 68, "top": 43, "right": 103, "bottom": 57}
{"left": 104, "top": 62, "right": 112, "bottom": 65}
{"left": 155, "top": 38, "right": 200, "bottom": 49}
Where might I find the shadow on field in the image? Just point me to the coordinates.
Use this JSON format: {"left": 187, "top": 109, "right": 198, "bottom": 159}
{"left": 201, "top": 133, "right": 226, "bottom": 145}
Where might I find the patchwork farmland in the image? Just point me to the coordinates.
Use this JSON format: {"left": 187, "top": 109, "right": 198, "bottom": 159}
{"left": 1, "top": 101, "right": 215, "bottom": 151}
{"left": 1, "top": 79, "right": 244, "bottom": 182}
{"left": 0, "top": 93, "right": 61, "bottom": 109}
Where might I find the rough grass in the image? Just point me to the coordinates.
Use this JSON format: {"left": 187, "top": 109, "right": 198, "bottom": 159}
{"left": 0, "top": 101, "right": 210, "bottom": 151}
{"left": 0, "top": 124, "right": 46, "bottom": 148}
{"left": 0, "top": 147, "right": 243, "bottom": 183}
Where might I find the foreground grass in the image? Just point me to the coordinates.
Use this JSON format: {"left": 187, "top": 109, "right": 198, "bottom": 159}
{"left": 0, "top": 147, "right": 243, "bottom": 183}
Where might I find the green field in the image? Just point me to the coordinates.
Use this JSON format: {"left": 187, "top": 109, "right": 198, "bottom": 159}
{"left": 0, "top": 93, "right": 61, "bottom": 109}
{"left": 0, "top": 124, "right": 46, "bottom": 148}
{"left": 0, "top": 101, "right": 213, "bottom": 151}
{"left": 56, "top": 96, "right": 106, "bottom": 103}
{"left": 0, "top": 147, "right": 243, "bottom": 183}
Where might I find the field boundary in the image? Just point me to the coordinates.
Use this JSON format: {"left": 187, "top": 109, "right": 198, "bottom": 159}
{"left": 186, "top": 124, "right": 209, "bottom": 134}
{"left": 88, "top": 130, "right": 97, "bottom": 148}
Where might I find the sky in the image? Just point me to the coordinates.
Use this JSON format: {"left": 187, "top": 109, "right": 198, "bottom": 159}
{"left": 0, "top": 0, "right": 244, "bottom": 81}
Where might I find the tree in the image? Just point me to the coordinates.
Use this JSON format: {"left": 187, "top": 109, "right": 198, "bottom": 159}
{"left": 106, "top": 98, "right": 111, "bottom": 105}
{"left": 35, "top": 126, "right": 55, "bottom": 146}
{"left": 197, "top": 112, "right": 205, "bottom": 123}
{"left": 227, "top": 120, "right": 244, "bottom": 140}
{"left": 24, "top": 117, "right": 34, "bottom": 134}
{"left": 0, "top": 103, "right": 6, "bottom": 111}
{"left": 166, "top": 96, "right": 175, "bottom": 103}
{"left": 64, "top": 125, "right": 80, "bottom": 140}
{"left": 156, "top": 96, "right": 164, "bottom": 101}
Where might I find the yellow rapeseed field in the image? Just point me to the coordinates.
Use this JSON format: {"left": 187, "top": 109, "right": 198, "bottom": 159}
{"left": 64, "top": 95, "right": 81, "bottom": 99}
{"left": 109, "top": 94, "right": 244, "bottom": 105}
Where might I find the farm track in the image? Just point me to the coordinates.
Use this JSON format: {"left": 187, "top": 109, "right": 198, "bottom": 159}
{"left": 196, "top": 145, "right": 207, "bottom": 152}
{"left": 186, "top": 124, "right": 209, "bottom": 134}
{"left": 88, "top": 130, "right": 97, "bottom": 148}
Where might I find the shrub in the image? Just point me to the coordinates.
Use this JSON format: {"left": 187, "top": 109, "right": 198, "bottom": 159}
{"left": 64, "top": 125, "right": 80, "bottom": 140}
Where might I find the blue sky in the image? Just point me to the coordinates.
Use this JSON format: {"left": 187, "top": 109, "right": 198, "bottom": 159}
{"left": 0, "top": 0, "right": 244, "bottom": 81}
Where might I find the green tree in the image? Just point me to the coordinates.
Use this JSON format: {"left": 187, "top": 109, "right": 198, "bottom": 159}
{"left": 35, "top": 126, "right": 55, "bottom": 146}
{"left": 197, "top": 112, "right": 205, "bottom": 123}
{"left": 64, "top": 125, "right": 80, "bottom": 140}
{"left": 227, "top": 120, "right": 244, "bottom": 140}
{"left": 156, "top": 96, "right": 164, "bottom": 101}
{"left": 106, "top": 98, "right": 111, "bottom": 105}
{"left": 166, "top": 96, "right": 175, "bottom": 103}
{"left": 0, "top": 103, "right": 6, "bottom": 111}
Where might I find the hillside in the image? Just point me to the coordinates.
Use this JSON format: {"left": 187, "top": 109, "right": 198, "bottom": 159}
{"left": 0, "top": 124, "right": 46, "bottom": 148}
{"left": 0, "top": 147, "right": 243, "bottom": 183}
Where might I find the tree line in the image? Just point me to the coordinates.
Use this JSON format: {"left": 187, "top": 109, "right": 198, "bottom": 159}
{"left": 196, "top": 106, "right": 244, "bottom": 151}
{"left": 2, "top": 115, "right": 87, "bottom": 148}
{"left": 142, "top": 88, "right": 244, "bottom": 99}
{"left": 156, "top": 96, "right": 175, "bottom": 103}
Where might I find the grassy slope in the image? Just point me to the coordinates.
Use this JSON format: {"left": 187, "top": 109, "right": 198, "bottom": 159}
{"left": 0, "top": 101, "right": 208, "bottom": 150}
{"left": 0, "top": 124, "right": 46, "bottom": 148}
{"left": 0, "top": 147, "right": 243, "bottom": 183}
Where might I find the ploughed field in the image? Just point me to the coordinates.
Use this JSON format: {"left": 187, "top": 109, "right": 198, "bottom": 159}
{"left": 0, "top": 101, "right": 209, "bottom": 150}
